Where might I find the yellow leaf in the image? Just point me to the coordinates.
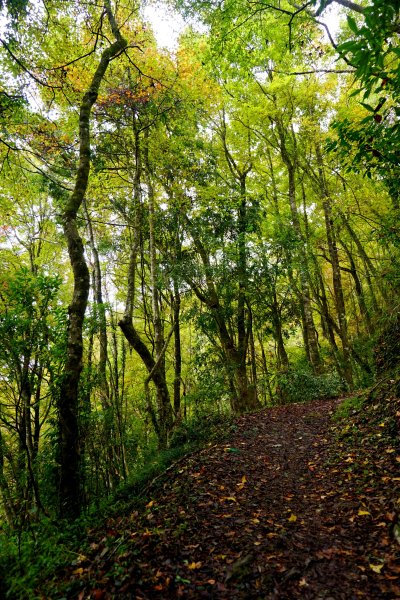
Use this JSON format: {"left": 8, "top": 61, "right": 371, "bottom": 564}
{"left": 252, "top": 518, "right": 260, "bottom": 524}
{"left": 237, "top": 475, "right": 247, "bottom": 489}
{"left": 72, "top": 567, "right": 85, "bottom": 575}
{"left": 146, "top": 500, "right": 155, "bottom": 508}
{"left": 369, "top": 563, "right": 384, "bottom": 573}
{"left": 358, "top": 509, "right": 370, "bottom": 516}
{"left": 77, "top": 554, "right": 87, "bottom": 562}
{"left": 188, "top": 561, "right": 202, "bottom": 570}
{"left": 288, "top": 513, "right": 297, "bottom": 522}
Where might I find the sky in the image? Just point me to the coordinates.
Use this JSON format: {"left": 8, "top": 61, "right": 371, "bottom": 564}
{"left": 143, "top": 2, "right": 344, "bottom": 51}
{"left": 143, "top": 3, "right": 186, "bottom": 50}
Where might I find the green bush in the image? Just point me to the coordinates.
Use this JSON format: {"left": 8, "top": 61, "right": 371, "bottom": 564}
{"left": 277, "top": 367, "right": 345, "bottom": 404}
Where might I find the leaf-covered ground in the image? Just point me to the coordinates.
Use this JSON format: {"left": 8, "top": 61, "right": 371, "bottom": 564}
{"left": 48, "top": 397, "right": 400, "bottom": 599}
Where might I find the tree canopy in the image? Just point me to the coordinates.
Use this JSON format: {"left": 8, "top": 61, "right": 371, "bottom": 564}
{"left": 0, "top": 0, "right": 398, "bottom": 529}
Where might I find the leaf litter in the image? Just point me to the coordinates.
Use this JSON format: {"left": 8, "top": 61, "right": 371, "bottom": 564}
{"left": 47, "top": 396, "right": 400, "bottom": 599}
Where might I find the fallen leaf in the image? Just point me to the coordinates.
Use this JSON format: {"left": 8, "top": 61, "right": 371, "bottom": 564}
{"left": 369, "top": 563, "right": 384, "bottom": 574}
{"left": 288, "top": 513, "right": 297, "bottom": 522}
{"left": 237, "top": 475, "right": 247, "bottom": 490}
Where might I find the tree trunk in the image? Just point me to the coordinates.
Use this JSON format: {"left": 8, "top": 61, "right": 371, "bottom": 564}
{"left": 271, "top": 290, "right": 290, "bottom": 370}
{"left": 316, "top": 144, "right": 353, "bottom": 387}
{"left": 143, "top": 133, "right": 174, "bottom": 442}
{"left": 339, "top": 211, "right": 381, "bottom": 310}
{"left": 58, "top": 2, "right": 127, "bottom": 518}
{"left": 276, "top": 119, "right": 321, "bottom": 372}
{"left": 340, "top": 237, "right": 373, "bottom": 333}
{"left": 173, "top": 282, "right": 182, "bottom": 416}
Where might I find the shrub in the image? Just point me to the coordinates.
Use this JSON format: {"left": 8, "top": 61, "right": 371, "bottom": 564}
{"left": 277, "top": 368, "right": 345, "bottom": 404}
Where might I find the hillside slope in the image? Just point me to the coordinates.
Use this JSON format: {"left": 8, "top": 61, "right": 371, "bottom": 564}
{"left": 41, "top": 396, "right": 400, "bottom": 599}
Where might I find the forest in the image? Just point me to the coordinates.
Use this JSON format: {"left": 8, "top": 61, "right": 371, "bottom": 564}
{"left": 0, "top": 0, "right": 399, "bottom": 597}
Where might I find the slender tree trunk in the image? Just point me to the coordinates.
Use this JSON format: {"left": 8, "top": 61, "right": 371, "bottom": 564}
{"left": 118, "top": 122, "right": 173, "bottom": 448}
{"left": 83, "top": 200, "right": 110, "bottom": 409}
{"left": 83, "top": 201, "right": 120, "bottom": 487}
{"left": 173, "top": 283, "right": 182, "bottom": 416}
{"left": 339, "top": 211, "right": 381, "bottom": 309}
{"left": 143, "top": 133, "right": 173, "bottom": 444}
{"left": 58, "top": 3, "right": 127, "bottom": 518}
{"left": 340, "top": 237, "right": 373, "bottom": 333}
{"left": 257, "top": 333, "right": 274, "bottom": 405}
{"left": 0, "top": 431, "right": 16, "bottom": 526}
{"left": 276, "top": 120, "right": 321, "bottom": 372}
{"left": 219, "top": 120, "right": 260, "bottom": 410}
{"left": 271, "top": 291, "right": 289, "bottom": 370}
{"left": 316, "top": 144, "right": 353, "bottom": 387}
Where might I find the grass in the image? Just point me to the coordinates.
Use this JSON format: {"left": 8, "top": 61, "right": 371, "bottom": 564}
{"left": 332, "top": 394, "right": 365, "bottom": 422}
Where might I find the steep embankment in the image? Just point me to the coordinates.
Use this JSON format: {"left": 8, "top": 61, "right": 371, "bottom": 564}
{"left": 45, "top": 397, "right": 400, "bottom": 599}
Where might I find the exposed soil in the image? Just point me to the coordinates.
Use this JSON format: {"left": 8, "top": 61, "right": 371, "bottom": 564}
{"left": 53, "top": 397, "right": 400, "bottom": 599}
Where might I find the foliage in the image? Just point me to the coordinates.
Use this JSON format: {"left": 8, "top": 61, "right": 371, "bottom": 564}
{"left": 0, "top": 0, "right": 398, "bottom": 532}
{"left": 327, "top": 0, "right": 400, "bottom": 203}
{"left": 277, "top": 366, "right": 345, "bottom": 404}
{"left": 0, "top": 517, "right": 83, "bottom": 600}
{"left": 332, "top": 394, "right": 365, "bottom": 421}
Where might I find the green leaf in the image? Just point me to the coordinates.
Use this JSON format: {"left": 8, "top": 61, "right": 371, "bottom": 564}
{"left": 360, "top": 102, "right": 375, "bottom": 112}
{"left": 175, "top": 575, "right": 191, "bottom": 584}
{"left": 347, "top": 15, "right": 359, "bottom": 35}
{"left": 337, "top": 40, "right": 359, "bottom": 53}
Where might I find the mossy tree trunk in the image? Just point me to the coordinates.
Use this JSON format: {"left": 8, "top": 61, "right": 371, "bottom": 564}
{"left": 58, "top": 2, "right": 127, "bottom": 518}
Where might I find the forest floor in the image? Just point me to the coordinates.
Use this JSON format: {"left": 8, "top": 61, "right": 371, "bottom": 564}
{"left": 49, "top": 396, "right": 400, "bottom": 599}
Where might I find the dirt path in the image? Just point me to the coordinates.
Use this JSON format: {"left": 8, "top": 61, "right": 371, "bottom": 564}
{"left": 64, "top": 398, "right": 400, "bottom": 599}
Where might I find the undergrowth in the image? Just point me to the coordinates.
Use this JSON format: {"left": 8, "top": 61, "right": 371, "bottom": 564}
{"left": 0, "top": 411, "right": 234, "bottom": 600}
{"left": 277, "top": 367, "right": 345, "bottom": 404}
{"left": 332, "top": 395, "right": 365, "bottom": 421}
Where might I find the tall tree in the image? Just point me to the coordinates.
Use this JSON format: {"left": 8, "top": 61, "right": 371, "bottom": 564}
{"left": 58, "top": 1, "right": 127, "bottom": 518}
